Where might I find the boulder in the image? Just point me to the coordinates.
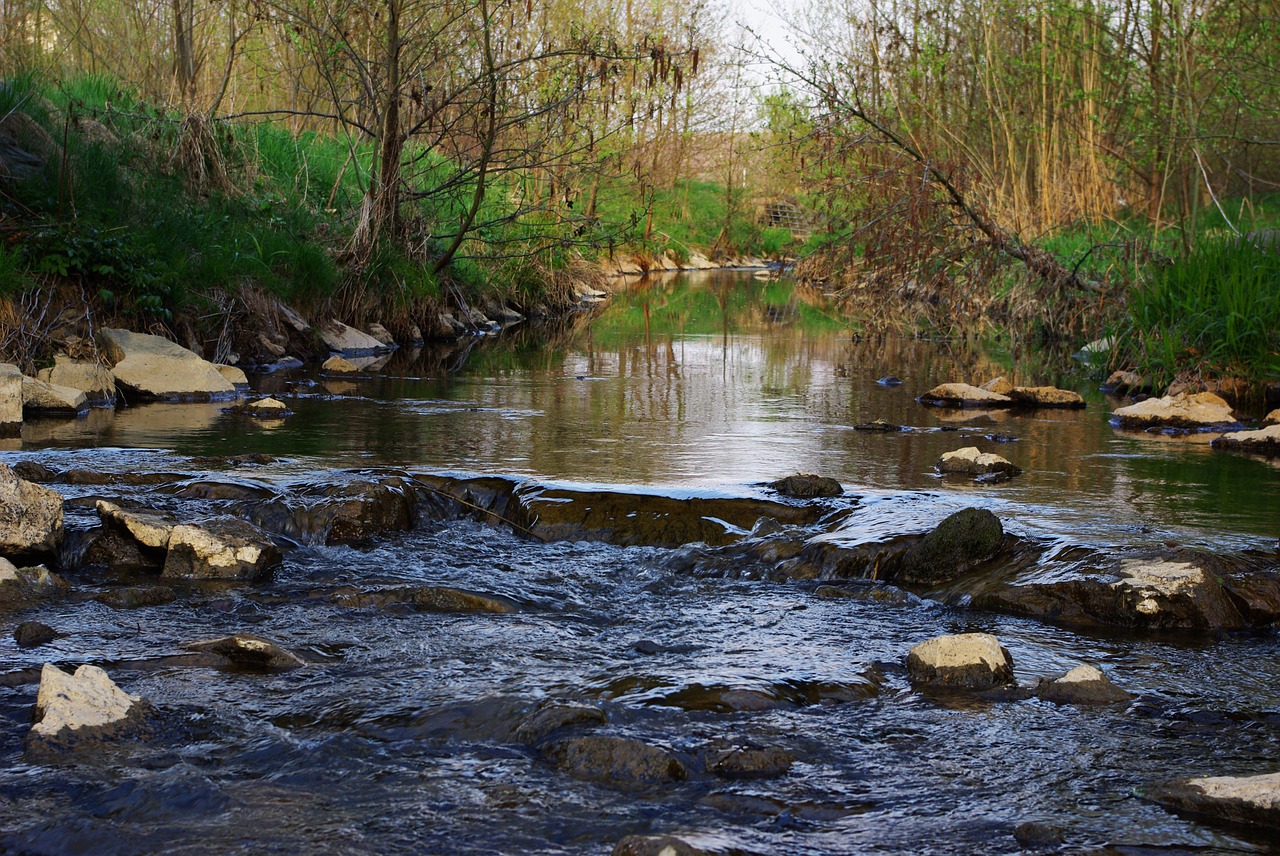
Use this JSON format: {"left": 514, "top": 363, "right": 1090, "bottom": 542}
{"left": 95, "top": 500, "right": 176, "bottom": 551}
{"left": 1211, "top": 424, "right": 1280, "bottom": 457}
{"left": 98, "top": 328, "right": 236, "bottom": 400}
{"left": 895, "top": 508, "right": 1004, "bottom": 585}
{"left": 365, "top": 322, "right": 396, "bottom": 347}
{"left": 321, "top": 355, "right": 360, "bottom": 373}
{"left": 245, "top": 397, "right": 289, "bottom": 419}
{"left": 0, "top": 362, "right": 22, "bottom": 431}
{"left": 906, "top": 632, "right": 1014, "bottom": 690}
{"left": 162, "top": 517, "right": 282, "bottom": 581}
{"left": 215, "top": 364, "right": 249, "bottom": 386}
{"left": 768, "top": 473, "right": 843, "bottom": 498}
{"left": 1149, "top": 772, "right": 1280, "bottom": 829}
{"left": 514, "top": 703, "right": 607, "bottom": 743}
{"left": 1033, "top": 664, "right": 1133, "bottom": 705}
{"left": 28, "top": 664, "right": 149, "bottom": 752}
{"left": 612, "top": 836, "right": 707, "bottom": 856}
{"left": 1008, "top": 386, "right": 1086, "bottom": 408}
{"left": 184, "top": 633, "right": 305, "bottom": 671}
{"left": 14, "top": 620, "right": 57, "bottom": 647}
{"left": 1264, "top": 409, "right": 1280, "bottom": 428}
{"left": 1111, "top": 392, "right": 1238, "bottom": 432}
{"left": 982, "top": 376, "right": 1015, "bottom": 396}
{"left": 0, "top": 463, "right": 64, "bottom": 559}
{"left": 545, "top": 735, "right": 687, "bottom": 787}
{"left": 318, "top": 319, "right": 389, "bottom": 355}
{"left": 36, "top": 353, "right": 117, "bottom": 401}
{"left": 22, "top": 375, "right": 89, "bottom": 415}
{"left": 918, "top": 383, "right": 1013, "bottom": 408}
{"left": 0, "top": 558, "right": 68, "bottom": 611}
{"left": 936, "top": 447, "right": 1022, "bottom": 478}
{"left": 970, "top": 551, "right": 1252, "bottom": 632}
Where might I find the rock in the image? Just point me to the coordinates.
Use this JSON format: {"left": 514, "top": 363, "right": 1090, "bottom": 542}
{"left": 321, "top": 355, "right": 360, "bottom": 373}
{"left": 1112, "top": 391, "right": 1238, "bottom": 432}
{"left": 706, "top": 744, "right": 794, "bottom": 779}
{"left": 514, "top": 703, "right": 607, "bottom": 743}
{"left": 162, "top": 517, "right": 282, "bottom": 581}
{"left": 28, "top": 664, "right": 149, "bottom": 751}
{"left": 970, "top": 551, "right": 1253, "bottom": 632}
{"left": 1101, "top": 369, "right": 1148, "bottom": 396}
{"left": 96, "top": 501, "right": 176, "bottom": 551}
{"left": 245, "top": 397, "right": 289, "bottom": 418}
{"left": 1012, "top": 822, "right": 1066, "bottom": 847}
{"left": 0, "top": 363, "right": 22, "bottom": 431}
{"left": 1149, "top": 771, "right": 1280, "bottom": 829}
{"left": 853, "top": 419, "right": 906, "bottom": 432}
{"left": 22, "top": 375, "right": 89, "bottom": 415}
{"left": 248, "top": 478, "right": 417, "bottom": 546}
{"left": 876, "top": 376, "right": 903, "bottom": 386}
{"left": 768, "top": 473, "right": 843, "bottom": 498}
{"left": 545, "top": 735, "right": 687, "bottom": 788}
{"left": 93, "top": 586, "right": 176, "bottom": 609}
{"left": 336, "top": 584, "right": 518, "bottom": 613}
{"left": 612, "top": 836, "right": 707, "bottom": 856}
{"left": 895, "top": 508, "right": 1004, "bottom": 585}
{"left": 11, "top": 461, "right": 55, "bottom": 482}
{"left": 982, "top": 376, "right": 1014, "bottom": 396}
{"left": 215, "top": 364, "right": 249, "bottom": 386}
{"left": 258, "top": 334, "right": 287, "bottom": 358}
{"left": 184, "top": 633, "right": 305, "bottom": 671}
{"left": 14, "top": 620, "right": 57, "bottom": 647}
{"left": 936, "top": 447, "right": 1022, "bottom": 478}
{"left": 98, "top": 328, "right": 236, "bottom": 401}
{"left": 1033, "top": 664, "right": 1133, "bottom": 705}
{"left": 1008, "top": 386, "right": 1086, "bottom": 408}
{"left": 0, "top": 463, "right": 64, "bottom": 560}
{"left": 318, "top": 319, "right": 389, "bottom": 355}
{"left": 407, "top": 323, "right": 424, "bottom": 344}
{"left": 1211, "top": 424, "right": 1280, "bottom": 457}
{"left": 906, "top": 632, "right": 1014, "bottom": 690}
{"left": 1073, "top": 336, "right": 1113, "bottom": 363}
{"left": 918, "top": 382, "right": 1014, "bottom": 408}
{"left": 365, "top": 322, "right": 396, "bottom": 347}
{"left": 1264, "top": 409, "right": 1280, "bottom": 427}
{"left": 0, "top": 558, "right": 68, "bottom": 610}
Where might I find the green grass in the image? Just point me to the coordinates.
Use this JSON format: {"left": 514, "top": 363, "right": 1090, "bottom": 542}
{"left": 1111, "top": 239, "right": 1280, "bottom": 390}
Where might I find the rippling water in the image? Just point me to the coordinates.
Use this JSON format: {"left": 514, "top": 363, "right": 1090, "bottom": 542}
{"left": 3, "top": 271, "right": 1279, "bottom": 854}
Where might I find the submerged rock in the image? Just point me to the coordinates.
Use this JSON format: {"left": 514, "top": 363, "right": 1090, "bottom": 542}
{"left": 28, "top": 664, "right": 149, "bottom": 752}
{"left": 936, "top": 447, "right": 1022, "bottom": 479}
{"left": 895, "top": 508, "right": 1004, "bottom": 585}
{"left": 705, "top": 744, "right": 794, "bottom": 779}
{"left": 514, "top": 702, "right": 607, "bottom": 743}
{"left": 918, "top": 383, "right": 1013, "bottom": 408}
{"left": 1034, "top": 664, "right": 1133, "bottom": 705}
{"left": 1211, "top": 424, "right": 1280, "bottom": 457}
{"left": 98, "top": 327, "right": 236, "bottom": 401}
{"left": 1149, "top": 771, "right": 1280, "bottom": 829}
{"left": 612, "top": 836, "right": 707, "bottom": 856}
{"left": 906, "top": 633, "right": 1014, "bottom": 690}
{"left": 0, "top": 558, "right": 68, "bottom": 611}
{"left": 93, "top": 586, "right": 177, "bottom": 609}
{"left": 14, "top": 620, "right": 57, "bottom": 647}
{"left": 336, "top": 584, "right": 518, "bottom": 614}
{"left": 545, "top": 735, "right": 687, "bottom": 788}
{"left": 0, "top": 463, "right": 64, "bottom": 560}
{"left": 1012, "top": 822, "right": 1066, "bottom": 848}
{"left": 768, "top": 473, "right": 843, "bottom": 498}
{"left": 249, "top": 478, "right": 416, "bottom": 545}
{"left": 853, "top": 419, "right": 906, "bottom": 432}
{"left": 876, "top": 376, "right": 903, "bottom": 386}
{"left": 184, "top": 633, "right": 305, "bottom": 671}
{"left": 1111, "top": 392, "right": 1239, "bottom": 432}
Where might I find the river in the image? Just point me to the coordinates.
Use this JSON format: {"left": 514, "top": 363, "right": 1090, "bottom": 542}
{"left": 2, "top": 270, "right": 1279, "bottom": 854}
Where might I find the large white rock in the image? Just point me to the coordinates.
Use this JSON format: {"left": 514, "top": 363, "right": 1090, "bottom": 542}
{"left": 0, "top": 463, "right": 63, "bottom": 557}
{"left": 1112, "top": 391, "right": 1237, "bottom": 431}
{"left": 918, "top": 383, "right": 1014, "bottom": 408}
{"left": 29, "top": 664, "right": 147, "bottom": 750}
{"left": 937, "top": 447, "right": 1022, "bottom": 478}
{"left": 96, "top": 500, "right": 175, "bottom": 550}
{"left": 163, "top": 517, "right": 281, "bottom": 580}
{"left": 22, "top": 375, "right": 88, "bottom": 415}
{"left": 1264, "top": 409, "right": 1280, "bottom": 428}
{"left": 215, "top": 364, "right": 249, "bottom": 386}
{"left": 1150, "top": 771, "right": 1280, "bottom": 828}
{"left": 1212, "top": 424, "right": 1280, "bottom": 457}
{"left": 0, "top": 362, "right": 21, "bottom": 430}
{"left": 36, "top": 355, "right": 116, "bottom": 404}
{"left": 98, "top": 328, "right": 236, "bottom": 400}
{"left": 906, "top": 632, "right": 1014, "bottom": 689}
{"left": 318, "top": 319, "right": 388, "bottom": 355}
{"left": 1008, "top": 386, "right": 1086, "bottom": 408}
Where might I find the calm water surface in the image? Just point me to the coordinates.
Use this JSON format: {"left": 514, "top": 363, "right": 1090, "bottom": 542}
{"left": 2, "top": 270, "right": 1279, "bottom": 854}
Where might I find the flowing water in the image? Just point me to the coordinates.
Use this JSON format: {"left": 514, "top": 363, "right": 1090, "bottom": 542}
{"left": 2, "top": 270, "right": 1279, "bottom": 854}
